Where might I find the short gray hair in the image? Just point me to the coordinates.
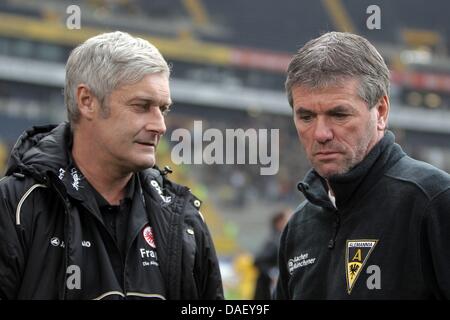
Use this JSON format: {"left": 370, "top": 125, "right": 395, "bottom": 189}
{"left": 285, "top": 32, "right": 390, "bottom": 109}
{"left": 64, "top": 31, "right": 170, "bottom": 125}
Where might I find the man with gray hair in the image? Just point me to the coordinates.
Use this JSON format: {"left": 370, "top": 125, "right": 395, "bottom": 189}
{"left": 276, "top": 32, "right": 450, "bottom": 299}
{"left": 0, "top": 31, "right": 223, "bottom": 299}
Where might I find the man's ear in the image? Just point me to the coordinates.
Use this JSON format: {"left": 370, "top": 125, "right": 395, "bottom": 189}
{"left": 76, "top": 84, "right": 98, "bottom": 121}
{"left": 375, "top": 95, "right": 389, "bottom": 131}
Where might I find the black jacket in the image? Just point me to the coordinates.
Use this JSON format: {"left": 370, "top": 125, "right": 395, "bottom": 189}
{"left": 0, "top": 123, "right": 223, "bottom": 300}
{"left": 275, "top": 131, "right": 450, "bottom": 299}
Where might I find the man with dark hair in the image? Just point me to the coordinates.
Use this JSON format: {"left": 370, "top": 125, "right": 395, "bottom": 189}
{"left": 276, "top": 32, "right": 450, "bottom": 299}
{"left": 0, "top": 31, "right": 223, "bottom": 300}
{"left": 253, "top": 209, "right": 290, "bottom": 300}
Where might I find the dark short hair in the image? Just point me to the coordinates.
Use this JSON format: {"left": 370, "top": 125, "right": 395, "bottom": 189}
{"left": 286, "top": 32, "right": 390, "bottom": 109}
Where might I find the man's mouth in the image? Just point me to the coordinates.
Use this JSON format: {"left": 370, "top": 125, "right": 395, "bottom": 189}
{"left": 136, "top": 141, "right": 156, "bottom": 147}
{"left": 314, "top": 151, "right": 341, "bottom": 160}
{"left": 315, "top": 151, "right": 339, "bottom": 155}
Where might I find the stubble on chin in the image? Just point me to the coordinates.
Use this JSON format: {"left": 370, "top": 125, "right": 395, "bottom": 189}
{"left": 311, "top": 145, "right": 364, "bottom": 179}
{"left": 319, "top": 135, "right": 376, "bottom": 179}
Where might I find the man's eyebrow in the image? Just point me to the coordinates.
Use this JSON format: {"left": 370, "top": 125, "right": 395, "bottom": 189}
{"left": 126, "top": 96, "right": 151, "bottom": 103}
{"left": 326, "top": 105, "right": 355, "bottom": 114}
{"left": 294, "top": 107, "right": 315, "bottom": 115}
{"left": 127, "top": 96, "right": 172, "bottom": 107}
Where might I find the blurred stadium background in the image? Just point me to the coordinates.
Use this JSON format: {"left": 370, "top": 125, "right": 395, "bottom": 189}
{"left": 0, "top": 0, "right": 449, "bottom": 299}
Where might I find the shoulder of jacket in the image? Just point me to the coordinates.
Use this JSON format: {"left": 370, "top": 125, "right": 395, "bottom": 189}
{"left": 0, "top": 174, "right": 47, "bottom": 200}
{"left": 184, "top": 196, "right": 205, "bottom": 223}
{"left": 140, "top": 167, "right": 184, "bottom": 193}
{"left": 294, "top": 200, "right": 309, "bottom": 213}
{"left": 290, "top": 199, "right": 321, "bottom": 220}
{"left": 385, "top": 155, "right": 450, "bottom": 200}
{"left": 139, "top": 168, "right": 205, "bottom": 222}
{"left": 0, "top": 174, "right": 50, "bottom": 226}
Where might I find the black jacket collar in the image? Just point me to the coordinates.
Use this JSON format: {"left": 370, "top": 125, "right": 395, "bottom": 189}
{"left": 298, "top": 131, "right": 406, "bottom": 210}
{"left": 6, "top": 123, "right": 68, "bottom": 180}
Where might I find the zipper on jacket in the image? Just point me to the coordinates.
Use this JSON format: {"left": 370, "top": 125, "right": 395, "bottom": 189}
{"left": 328, "top": 210, "right": 340, "bottom": 249}
{"left": 53, "top": 184, "right": 71, "bottom": 300}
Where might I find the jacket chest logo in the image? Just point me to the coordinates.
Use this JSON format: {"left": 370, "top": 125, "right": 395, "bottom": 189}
{"left": 139, "top": 225, "right": 159, "bottom": 268}
{"left": 142, "top": 225, "right": 156, "bottom": 248}
{"left": 287, "top": 252, "right": 316, "bottom": 275}
{"left": 345, "top": 239, "right": 378, "bottom": 294}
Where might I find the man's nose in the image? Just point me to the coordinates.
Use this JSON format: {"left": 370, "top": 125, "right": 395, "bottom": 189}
{"left": 313, "top": 117, "right": 333, "bottom": 143}
{"left": 145, "top": 107, "right": 166, "bottom": 136}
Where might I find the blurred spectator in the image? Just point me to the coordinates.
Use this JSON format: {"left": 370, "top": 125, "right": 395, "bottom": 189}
{"left": 229, "top": 169, "right": 247, "bottom": 207}
{"left": 253, "top": 209, "right": 290, "bottom": 299}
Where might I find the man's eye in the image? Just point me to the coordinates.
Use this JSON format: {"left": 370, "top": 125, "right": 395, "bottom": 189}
{"left": 333, "top": 113, "right": 349, "bottom": 119}
{"left": 299, "top": 114, "right": 313, "bottom": 122}
{"left": 133, "top": 104, "right": 148, "bottom": 110}
{"left": 160, "top": 106, "right": 171, "bottom": 116}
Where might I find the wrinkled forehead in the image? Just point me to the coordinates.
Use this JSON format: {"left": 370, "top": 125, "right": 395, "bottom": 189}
{"left": 292, "top": 75, "right": 361, "bottom": 93}
{"left": 292, "top": 78, "right": 361, "bottom": 102}
{"left": 108, "top": 72, "right": 172, "bottom": 103}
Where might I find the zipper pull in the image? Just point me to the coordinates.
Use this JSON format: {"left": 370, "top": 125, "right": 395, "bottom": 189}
{"left": 328, "top": 239, "right": 335, "bottom": 249}
{"left": 328, "top": 211, "right": 340, "bottom": 250}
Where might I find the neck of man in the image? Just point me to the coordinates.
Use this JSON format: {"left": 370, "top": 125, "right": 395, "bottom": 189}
{"left": 71, "top": 128, "right": 132, "bottom": 205}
